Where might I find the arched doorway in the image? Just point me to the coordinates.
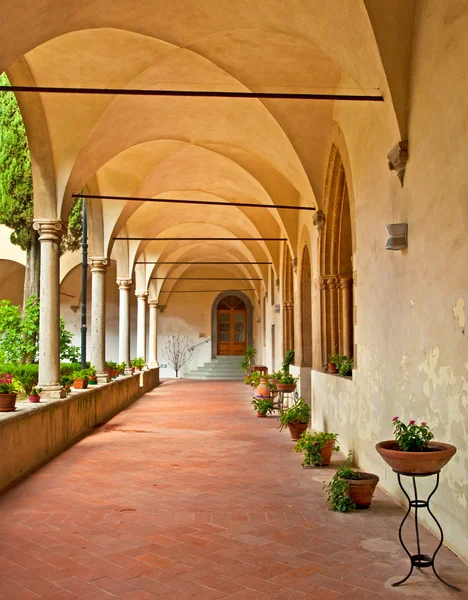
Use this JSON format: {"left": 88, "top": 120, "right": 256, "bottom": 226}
{"left": 211, "top": 291, "right": 254, "bottom": 358}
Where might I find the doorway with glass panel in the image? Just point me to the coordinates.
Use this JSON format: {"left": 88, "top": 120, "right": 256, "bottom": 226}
{"left": 217, "top": 295, "right": 247, "bottom": 355}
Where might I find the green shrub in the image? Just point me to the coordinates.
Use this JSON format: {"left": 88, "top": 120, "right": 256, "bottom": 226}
{"left": 293, "top": 430, "right": 340, "bottom": 467}
{"left": 279, "top": 398, "right": 310, "bottom": 430}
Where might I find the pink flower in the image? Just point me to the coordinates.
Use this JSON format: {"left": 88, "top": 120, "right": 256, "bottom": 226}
{"left": 421, "top": 422, "right": 427, "bottom": 426}
{"left": 392, "top": 416, "right": 399, "bottom": 421}
{"left": 409, "top": 420, "right": 415, "bottom": 425}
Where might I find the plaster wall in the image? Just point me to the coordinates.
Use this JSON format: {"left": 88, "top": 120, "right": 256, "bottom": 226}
{"left": 312, "top": 2, "right": 468, "bottom": 562}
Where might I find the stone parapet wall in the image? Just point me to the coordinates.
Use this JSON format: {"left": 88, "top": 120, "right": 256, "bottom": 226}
{"left": 0, "top": 368, "right": 159, "bottom": 493}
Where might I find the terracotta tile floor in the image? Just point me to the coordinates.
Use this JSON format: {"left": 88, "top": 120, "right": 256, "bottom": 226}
{"left": 0, "top": 379, "right": 467, "bottom": 599}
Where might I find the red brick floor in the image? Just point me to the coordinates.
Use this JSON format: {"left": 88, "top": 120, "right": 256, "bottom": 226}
{"left": 0, "top": 379, "right": 467, "bottom": 599}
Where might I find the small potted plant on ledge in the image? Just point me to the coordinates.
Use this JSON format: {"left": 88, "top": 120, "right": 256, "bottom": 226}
{"left": 326, "top": 452, "right": 380, "bottom": 511}
{"left": 105, "top": 361, "right": 118, "bottom": 379}
{"left": 293, "top": 430, "right": 340, "bottom": 466}
{"left": 376, "top": 417, "right": 457, "bottom": 475}
{"left": 60, "top": 375, "right": 73, "bottom": 395}
{"left": 87, "top": 366, "right": 98, "bottom": 385}
{"left": 327, "top": 354, "right": 340, "bottom": 374}
{"left": 251, "top": 397, "right": 274, "bottom": 418}
{"left": 72, "top": 369, "right": 89, "bottom": 390}
{"left": 279, "top": 397, "right": 310, "bottom": 441}
{"left": 117, "top": 362, "right": 126, "bottom": 377}
{"left": 0, "top": 373, "right": 18, "bottom": 412}
{"left": 28, "top": 387, "right": 42, "bottom": 403}
{"left": 131, "top": 357, "right": 146, "bottom": 373}
{"left": 276, "top": 372, "right": 299, "bottom": 393}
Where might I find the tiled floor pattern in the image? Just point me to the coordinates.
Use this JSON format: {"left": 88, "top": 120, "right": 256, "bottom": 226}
{"left": 0, "top": 379, "right": 467, "bottom": 599}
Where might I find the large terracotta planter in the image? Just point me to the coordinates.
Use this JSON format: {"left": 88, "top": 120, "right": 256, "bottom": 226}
{"left": 319, "top": 440, "right": 336, "bottom": 466}
{"left": 256, "top": 378, "right": 270, "bottom": 398}
{"left": 73, "top": 378, "right": 88, "bottom": 390}
{"left": 0, "top": 393, "right": 17, "bottom": 412}
{"left": 375, "top": 440, "right": 456, "bottom": 475}
{"left": 287, "top": 422, "right": 308, "bottom": 441}
{"left": 277, "top": 383, "right": 297, "bottom": 393}
{"left": 346, "top": 473, "right": 379, "bottom": 508}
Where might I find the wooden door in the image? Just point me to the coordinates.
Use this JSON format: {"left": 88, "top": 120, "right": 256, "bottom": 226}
{"left": 217, "top": 296, "right": 247, "bottom": 355}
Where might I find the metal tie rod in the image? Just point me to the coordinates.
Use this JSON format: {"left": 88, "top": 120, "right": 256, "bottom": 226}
{"left": 136, "top": 261, "right": 271, "bottom": 265}
{"left": 113, "top": 237, "right": 286, "bottom": 241}
{"left": 75, "top": 194, "right": 315, "bottom": 211}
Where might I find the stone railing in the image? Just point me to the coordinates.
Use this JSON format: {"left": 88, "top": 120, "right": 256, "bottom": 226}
{"left": 0, "top": 368, "right": 159, "bottom": 492}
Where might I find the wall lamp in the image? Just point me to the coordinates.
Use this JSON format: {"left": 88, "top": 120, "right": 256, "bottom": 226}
{"left": 385, "top": 223, "right": 408, "bottom": 250}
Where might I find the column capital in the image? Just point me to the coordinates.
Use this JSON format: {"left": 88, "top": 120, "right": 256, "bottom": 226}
{"left": 89, "top": 257, "right": 110, "bottom": 272}
{"left": 116, "top": 278, "right": 132, "bottom": 290}
{"left": 338, "top": 274, "right": 353, "bottom": 289}
{"left": 325, "top": 275, "right": 338, "bottom": 289}
{"left": 135, "top": 290, "right": 149, "bottom": 299}
{"left": 33, "top": 219, "right": 66, "bottom": 243}
{"left": 148, "top": 299, "right": 159, "bottom": 308}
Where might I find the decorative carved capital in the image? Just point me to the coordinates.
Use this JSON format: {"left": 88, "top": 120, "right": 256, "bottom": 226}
{"left": 116, "top": 278, "right": 132, "bottom": 290}
{"left": 135, "top": 290, "right": 149, "bottom": 300}
{"left": 89, "top": 257, "right": 110, "bottom": 272}
{"left": 313, "top": 210, "right": 325, "bottom": 232}
{"left": 387, "top": 140, "right": 408, "bottom": 186}
{"left": 148, "top": 299, "right": 159, "bottom": 308}
{"left": 325, "top": 275, "right": 338, "bottom": 289}
{"left": 338, "top": 274, "right": 353, "bottom": 289}
{"left": 33, "top": 219, "right": 65, "bottom": 243}
{"left": 284, "top": 300, "right": 294, "bottom": 311}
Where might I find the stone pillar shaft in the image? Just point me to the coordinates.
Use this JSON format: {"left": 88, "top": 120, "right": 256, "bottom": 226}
{"left": 89, "top": 257, "right": 109, "bottom": 383}
{"left": 33, "top": 220, "right": 65, "bottom": 399}
{"left": 339, "top": 275, "right": 353, "bottom": 358}
{"left": 117, "top": 279, "right": 132, "bottom": 372}
{"left": 135, "top": 290, "right": 148, "bottom": 361}
{"left": 148, "top": 300, "right": 159, "bottom": 367}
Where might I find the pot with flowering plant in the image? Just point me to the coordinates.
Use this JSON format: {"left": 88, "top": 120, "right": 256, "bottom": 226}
{"left": 0, "top": 373, "right": 18, "bottom": 412}
{"left": 376, "top": 417, "right": 456, "bottom": 475}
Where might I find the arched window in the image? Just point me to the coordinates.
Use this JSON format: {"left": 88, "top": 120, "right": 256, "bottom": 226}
{"left": 321, "top": 146, "right": 354, "bottom": 367}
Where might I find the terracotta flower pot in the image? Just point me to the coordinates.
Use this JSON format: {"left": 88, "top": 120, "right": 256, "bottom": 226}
{"left": 73, "top": 378, "right": 88, "bottom": 390}
{"left": 346, "top": 473, "right": 379, "bottom": 508}
{"left": 277, "top": 383, "right": 297, "bottom": 393}
{"left": 256, "top": 378, "right": 270, "bottom": 398}
{"left": 375, "top": 440, "right": 457, "bottom": 475}
{"left": 327, "top": 363, "right": 337, "bottom": 374}
{"left": 0, "top": 393, "right": 17, "bottom": 412}
{"left": 28, "top": 395, "right": 40, "bottom": 403}
{"left": 319, "top": 440, "right": 336, "bottom": 465}
{"left": 287, "top": 422, "right": 308, "bottom": 441}
{"left": 257, "top": 412, "right": 267, "bottom": 418}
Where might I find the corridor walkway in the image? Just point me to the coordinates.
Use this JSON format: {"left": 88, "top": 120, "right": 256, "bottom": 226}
{"left": 0, "top": 380, "right": 467, "bottom": 599}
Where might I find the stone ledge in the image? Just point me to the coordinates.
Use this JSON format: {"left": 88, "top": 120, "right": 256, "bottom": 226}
{"left": 0, "top": 368, "right": 159, "bottom": 493}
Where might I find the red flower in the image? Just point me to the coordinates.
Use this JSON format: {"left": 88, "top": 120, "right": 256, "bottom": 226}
{"left": 392, "top": 416, "right": 399, "bottom": 421}
{"left": 409, "top": 420, "right": 415, "bottom": 425}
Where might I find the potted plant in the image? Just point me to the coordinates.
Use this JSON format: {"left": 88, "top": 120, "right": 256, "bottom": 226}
{"left": 0, "top": 373, "right": 18, "bottom": 412}
{"left": 131, "top": 357, "right": 146, "bottom": 372}
{"left": 376, "top": 417, "right": 457, "bottom": 475}
{"left": 293, "top": 430, "right": 340, "bottom": 466}
{"left": 327, "top": 354, "right": 340, "bottom": 374}
{"left": 245, "top": 370, "right": 261, "bottom": 389}
{"left": 117, "top": 362, "right": 126, "bottom": 376}
{"left": 279, "top": 397, "right": 311, "bottom": 441}
{"left": 72, "top": 369, "right": 89, "bottom": 390}
{"left": 256, "top": 374, "right": 271, "bottom": 398}
{"left": 276, "top": 372, "right": 299, "bottom": 393}
{"left": 325, "top": 453, "right": 379, "bottom": 511}
{"left": 338, "top": 356, "right": 353, "bottom": 376}
{"left": 28, "top": 386, "right": 42, "bottom": 403}
{"left": 282, "top": 349, "right": 295, "bottom": 373}
{"left": 268, "top": 370, "right": 283, "bottom": 393}
{"left": 86, "top": 366, "right": 98, "bottom": 385}
{"left": 60, "top": 375, "right": 73, "bottom": 394}
{"left": 251, "top": 397, "right": 274, "bottom": 418}
{"left": 240, "top": 345, "right": 256, "bottom": 378}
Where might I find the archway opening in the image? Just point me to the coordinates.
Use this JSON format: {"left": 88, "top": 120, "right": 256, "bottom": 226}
{"left": 211, "top": 291, "right": 254, "bottom": 358}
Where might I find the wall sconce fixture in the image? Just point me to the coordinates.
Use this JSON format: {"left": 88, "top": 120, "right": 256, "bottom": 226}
{"left": 273, "top": 304, "right": 281, "bottom": 313}
{"left": 385, "top": 223, "right": 408, "bottom": 250}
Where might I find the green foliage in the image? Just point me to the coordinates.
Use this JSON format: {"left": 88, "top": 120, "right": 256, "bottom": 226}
{"left": 279, "top": 397, "right": 310, "bottom": 429}
{"left": 72, "top": 369, "right": 89, "bottom": 380}
{"left": 325, "top": 453, "right": 361, "bottom": 512}
{"left": 8, "top": 364, "right": 38, "bottom": 395}
{"left": 328, "top": 354, "right": 341, "bottom": 366}
{"left": 60, "top": 363, "right": 83, "bottom": 376}
{"left": 281, "top": 349, "right": 295, "bottom": 374}
{"left": 130, "top": 357, "right": 145, "bottom": 369}
{"left": 293, "top": 430, "right": 340, "bottom": 467}
{"left": 240, "top": 346, "right": 256, "bottom": 374}
{"left": 245, "top": 370, "right": 261, "bottom": 387}
{"left": 0, "top": 297, "right": 80, "bottom": 363}
{"left": 392, "top": 416, "right": 434, "bottom": 451}
{"left": 0, "top": 373, "right": 16, "bottom": 393}
{"left": 61, "top": 196, "right": 83, "bottom": 253}
{"left": 328, "top": 354, "right": 353, "bottom": 376}
{"left": 0, "top": 73, "right": 34, "bottom": 251}
{"left": 116, "top": 362, "right": 126, "bottom": 374}
{"left": 251, "top": 397, "right": 274, "bottom": 415}
{"left": 278, "top": 372, "right": 299, "bottom": 385}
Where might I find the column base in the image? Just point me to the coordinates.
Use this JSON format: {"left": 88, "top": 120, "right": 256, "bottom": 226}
{"left": 39, "top": 385, "right": 63, "bottom": 400}
{"left": 124, "top": 367, "right": 133, "bottom": 376}
{"left": 97, "top": 372, "right": 109, "bottom": 384}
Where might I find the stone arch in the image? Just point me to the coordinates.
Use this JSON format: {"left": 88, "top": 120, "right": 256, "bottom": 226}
{"left": 320, "top": 145, "right": 354, "bottom": 367}
{"left": 300, "top": 245, "right": 312, "bottom": 367}
{"left": 211, "top": 290, "right": 253, "bottom": 359}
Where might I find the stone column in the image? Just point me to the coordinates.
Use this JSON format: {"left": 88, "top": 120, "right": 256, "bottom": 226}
{"left": 325, "top": 275, "right": 339, "bottom": 356}
{"left": 89, "top": 257, "right": 110, "bottom": 383}
{"left": 33, "top": 219, "right": 65, "bottom": 399}
{"left": 339, "top": 275, "right": 353, "bottom": 358}
{"left": 117, "top": 278, "right": 132, "bottom": 374}
{"left": 319, "top": 276, "right": 328, "bottom": 368}
{"left": 148, "top": 299, "right": 159, "bottom": 368}
{"left": 135, "top": 290, "right": 148, "bottom": 363}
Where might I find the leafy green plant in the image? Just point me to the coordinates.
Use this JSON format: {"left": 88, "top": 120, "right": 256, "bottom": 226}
{"left": 11, "top": 364, "right": 39, "bottom": 395}
{"left": 325, "top": 453, "right": 363, "bottom": 512}
{"left": 392, "top": 416, "right": 434, "bottom": 451}
{"left": 29, "top": 386, "right": 42, "bottom": 397}
{"left": 72, "top": 369, "right": 89, "bottom": 381}
{"left": 60, "top": 375, "right": 74, "bottom": 389}
{"left": 278, "top": 372, "right": 299, "bottom": 385}
{"left": 328, "top": 354, "right": 341, "bottom": 366}
{"left": 83, "top": 367, "right": 96, "bottom": 379}
{"left": 251, "top": 397, "right": 274, "bottom": 416}
{"left": 116, "top": 362, "right": 126, "bottom": 375}
{"left": 338, "top": 356, "right": 353, "bottom": 376}
{"left": 245, "top": 370, "right": 261, "bottom": 388}
{"left": 131, "top": 357, "right": 145, "bottom": 369}
{"left": 279, "top": 398, "right": 310, "bottom": 430}
{"left": 240, "top": 346, "right": 256, "bottom": 375}
{"left": 293, "top": 430, "right": 340, "bottom": 466}
{"left": 270, "top": 370, "right": 283, "bottom": 380}
{"left": 282, "top": 349, "right": 295, "bottom": 373}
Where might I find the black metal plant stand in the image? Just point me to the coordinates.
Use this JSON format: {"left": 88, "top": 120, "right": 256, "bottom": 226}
{"left": 393, "top": 470, "right": 460, "bottom": 591}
